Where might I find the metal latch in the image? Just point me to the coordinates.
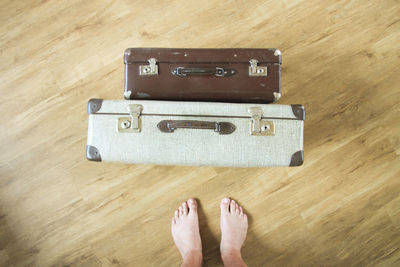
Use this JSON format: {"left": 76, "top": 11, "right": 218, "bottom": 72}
{"left": 139, "top": 58, "right": 158, "bottom": 75}
{"left": 249, "top": 59, "right": 268, "bottom": 76}
{"left": 248, "top": 107, "right": 274, "bottom": 136}
{"left": 117, "top": 104, "right": 143, "bottom": 133}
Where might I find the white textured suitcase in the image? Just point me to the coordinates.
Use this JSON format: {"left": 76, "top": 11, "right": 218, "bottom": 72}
{"left": 86, "top": 99, "right": 305, "bottom": 167}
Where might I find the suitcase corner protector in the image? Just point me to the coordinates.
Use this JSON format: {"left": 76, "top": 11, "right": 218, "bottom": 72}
{"left": 124, "top": 90, "right": 132, "bottom": 99}
{"left": 289, "top": 150, "right": 303, "bottom": 167}
{"left": 273, "top": 92, "right": 281, "bottom": 102}
{"left": 88, "top": 99, "right": 103, "bottom": 114}
{"left": 291, "top": 105, "right": 305, "bottom": 120}
{"left": 86, "top": 145, "right": 102, "bottom": 162}
{"left": 274, "top": 49, "right": 282, "bottom": 57}
{"left": 124, "top": 48, "right": 135, "bottom": 57}
{"left": 124, "top": 48, "right": 132, "bottom": 63}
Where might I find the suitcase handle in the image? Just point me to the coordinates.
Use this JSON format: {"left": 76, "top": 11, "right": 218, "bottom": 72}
{"left": 157, "top": 120, "right": 236, "bottom": 135}
{"left": 171, "top": 67, "right": 236, "bottom": 77}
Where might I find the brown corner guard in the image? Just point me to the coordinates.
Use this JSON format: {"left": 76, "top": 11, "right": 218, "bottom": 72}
{"left": 86, "top": 145, "right": 102, "bottom": 162}
{"left": 291, "top": 105, "right": 305, "bottom": 120}
{"left": 88, "top": 99, "right": 103, "bottom": 114}
{"left": 290, "top": 150, "right": 304, "bottom": 166}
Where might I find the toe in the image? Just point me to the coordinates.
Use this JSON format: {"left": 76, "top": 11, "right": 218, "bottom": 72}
{"left": 182, "top": 202, "right": 188, "bottom": 215}
{"left": 175, "top": 210, "right": 179, "bottom": 220}
{"left": 188, "top": 198, "right": 197, "bottom": 214}
{"left": 244, "top": 214, "right": 248, "bottom": 223}
{"left": 230, "top": 200, "right": 236, "bottom": 213}
{"left": 171, "top": 217, "right": 175, "bottom": 225}
{"left": 220, "top": 198, "right": 230, "bottom": 214}
{"left": 178, "top": 206, "right": 183, "bottom": 217}
{"left": 239, "top": 207, "right": 243, "bottom": 216}
{"left": 235, "top": 203, "right": 239, "bottom": 214}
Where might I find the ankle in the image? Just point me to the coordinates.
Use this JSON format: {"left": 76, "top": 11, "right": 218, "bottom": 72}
{"left": 221, "top": 249, "right": 246, "bottom": 267}
{"left": 182, "top": 251, "right": 202, "bottom": 266}
{"left": 220, "top": 246, "right": 241, "bottom": 258}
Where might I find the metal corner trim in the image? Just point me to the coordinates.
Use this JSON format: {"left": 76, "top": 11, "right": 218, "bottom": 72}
{"left": 124, "top": 90, "right": 132, "bottom": 100}
{"left": 88, "top": 99, "right": 103, "bottom": 114}
{"left": 124, "top": 48, "right": 132, "bottom": 55}
{"left": 291, "top": 105, "right": 305, "bottom": 120}
{"left": 289, "top": 150, "right": 304, "bottom": 167}
{"left": 273, "top": 92, "right": 281, "bottom": 102}
{"left": 273, "top": 49, "right": 282, "bottom": 64}
{"left": 124, "top": 48, "right": 133, "bottom": 64}
{"left": 86, "top": 145, "right": 102, "bottom": 162}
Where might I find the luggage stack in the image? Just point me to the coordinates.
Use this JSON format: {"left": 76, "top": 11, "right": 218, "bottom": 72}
{"left": 86, "top": 48, "right": 304, "bottom": 167}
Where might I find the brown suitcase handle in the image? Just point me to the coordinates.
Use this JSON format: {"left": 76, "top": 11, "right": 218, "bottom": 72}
{"left": 157, "top": 120, "right": 236, "bottom": 135}
{"left": 171, "top": 67, "right": 236, "bottom": 77}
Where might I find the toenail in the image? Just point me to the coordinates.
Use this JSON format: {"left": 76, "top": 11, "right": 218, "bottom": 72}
{"left": 222, "top": 198, "right": 229, "bottom": 203}
{"left": 188, "top": 199, "right": 194, "bottom": 204}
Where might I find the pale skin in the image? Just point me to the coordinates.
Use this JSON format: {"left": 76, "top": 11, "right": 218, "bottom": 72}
{"left": 171, "top": 198, "right": 248, "bottom": 267}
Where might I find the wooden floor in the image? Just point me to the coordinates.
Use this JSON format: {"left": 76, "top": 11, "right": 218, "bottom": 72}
{"left": 0, "top": 0, "right": 399, "bottom": 266}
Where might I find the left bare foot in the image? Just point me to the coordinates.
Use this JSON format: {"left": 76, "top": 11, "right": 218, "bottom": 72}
{"left": 171, "top": 199, "right": 202, "bottom": 266}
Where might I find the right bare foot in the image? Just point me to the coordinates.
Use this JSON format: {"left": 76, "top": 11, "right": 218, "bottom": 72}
{"left": 220, "top": 198, "right": 248, "bottom": 266}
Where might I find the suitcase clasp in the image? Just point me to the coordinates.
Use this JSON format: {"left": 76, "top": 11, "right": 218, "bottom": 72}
{"left": 248, "top": 107, "right": 275, "bottom": 136}
{"left": 117, "top": 104, "right": 143, "bottom": 133}
{"left": 139, "top": 58, "right": 158, "bottom": 75}
{"left": 249, "top": 59, "right": 268, "bottom": 77}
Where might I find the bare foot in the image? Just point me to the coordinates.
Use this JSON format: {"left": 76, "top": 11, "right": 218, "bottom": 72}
{"left": 220, "top": 198, "right": 248, "bottom": 267}
{"left": 171, "top": 199, "right": 202, "bottom": 267}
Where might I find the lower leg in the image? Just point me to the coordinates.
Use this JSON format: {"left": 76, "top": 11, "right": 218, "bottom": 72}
{"left": 181, "top": 252, "right": 202, "bottom": 267}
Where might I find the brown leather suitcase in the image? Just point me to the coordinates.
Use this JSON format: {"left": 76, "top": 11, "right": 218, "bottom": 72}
{"left": 123, "top": 48, "right": 281, "bottom": 103}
